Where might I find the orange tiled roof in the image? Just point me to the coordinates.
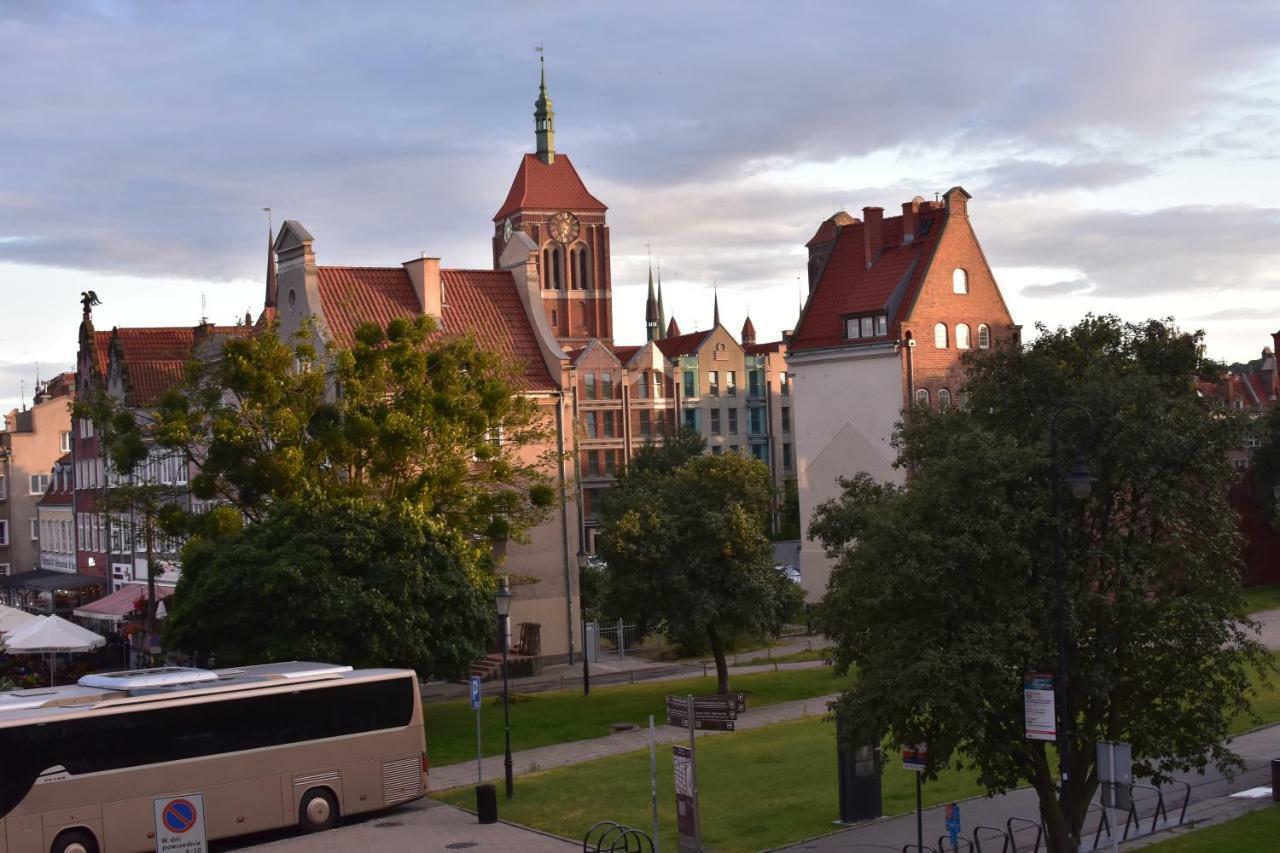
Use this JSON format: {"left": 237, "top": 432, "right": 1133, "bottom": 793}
{"left": 315, "top": 266, "right": 557, "bottom": 391}
{"left": 111, "top": 325, "right": 249, "bottom": 406}
{"left": 494, "top": 154, "right": 607, "bottom": 221}
{"left": 655, "top": 330, "right": 712, "bottom": 359}
{"left": 790, "top": 207, "right": 945, "bottom": 353}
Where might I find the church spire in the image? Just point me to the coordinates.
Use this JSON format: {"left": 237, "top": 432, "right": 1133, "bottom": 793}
{"left": 264, "top": 208, "right": 278, "bottom": 309}
{"left": 645, "top": 264, "right": 660, "bottom": 342}
{"left": 713, "top": 284, "right": 721, "bottom": 328}
{"left": 534, "top": 55, "right": 555, "bottom": 164}
{"left": 656, "top": 265, "right": 667, "bottom": 340}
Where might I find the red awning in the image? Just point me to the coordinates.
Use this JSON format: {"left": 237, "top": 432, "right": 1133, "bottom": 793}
{"left": 72, "top": 584, "right": 171, "bottom": 624}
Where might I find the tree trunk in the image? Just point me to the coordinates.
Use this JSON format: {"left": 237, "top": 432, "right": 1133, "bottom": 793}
{"left": 707, "top": 624, "right": 730, "bottom": 694}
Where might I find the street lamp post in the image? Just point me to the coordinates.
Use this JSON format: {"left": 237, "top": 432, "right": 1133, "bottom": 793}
{"left": 577, "top": 549, "right": 591, "bottom": 697}
{"left": 495, "top": 576, "right": 515, "bottom": 800}
{"left": 1048, "top": 404, "right": 1097, "bottom": 853}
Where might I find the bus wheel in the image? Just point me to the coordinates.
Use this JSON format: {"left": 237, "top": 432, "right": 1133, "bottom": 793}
{"left": 51, "top": 829, "right": 99, "bottom": 853}
{"left": 298, "top": 787, "right": 339, "bottom": 833}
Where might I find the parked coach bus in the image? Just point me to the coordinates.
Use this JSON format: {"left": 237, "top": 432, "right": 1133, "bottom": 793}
{"left": 0, "top": 662, "right": 427, "bottom": 853}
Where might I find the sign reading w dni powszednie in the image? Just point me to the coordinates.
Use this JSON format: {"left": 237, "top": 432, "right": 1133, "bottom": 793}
{"left": 1023, "top": 672, "right": 1056, "bottom": 741}
{"left": 154, "top": 793, "right": 208, "bottom": 853}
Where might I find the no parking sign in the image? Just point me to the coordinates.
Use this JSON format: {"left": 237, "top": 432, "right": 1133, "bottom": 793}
{"left": 153, "top": 793, "right": 208, "bottom": 852}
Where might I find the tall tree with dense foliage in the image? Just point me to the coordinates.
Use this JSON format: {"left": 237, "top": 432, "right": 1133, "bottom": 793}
{"left": 812, "top": 316, "right": 1269, "bottom": 850}
{"left": 153, "top": 315, "right": 556, "bottom": 541}
{"left": 1250, "top": 406, "right": 1280, "bottom": 530}
{"left": 94, "top": 316, "right": 557, "bottom": 672}
{"left": 165, "top": 495, "right": 493, "bottom": 678}
{"left": 599, "top": 436, "right": 802, "bottom": 693}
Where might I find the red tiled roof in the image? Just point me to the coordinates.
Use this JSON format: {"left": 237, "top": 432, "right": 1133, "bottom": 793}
{"left": 745, "top": 341, "right": 784, "bottom": 356}
{"left": 316, "top": 267, "right": 421, "bottom": 349}
{"left": 610, "top": 345, "right": 641, "bottom": 365}
{"left": 93, "top": 331, "right": 112, "bottom": 379}
{"left": 790, "top": 207, "right": 945, "bottom": 353}
{"left": 655, "top": 330, "right": 712, "bottom": 359}
{"left": 315, "top": 266, "right": 557, "bottom": 391}
{"left": 494, "top": 153, "right": 607, "bottom": 221}
{"left": 110, "top": 325, "right": 248, "bottom": 406}
{"left": 805, "top": 211, "right": 858, "bottom": 248}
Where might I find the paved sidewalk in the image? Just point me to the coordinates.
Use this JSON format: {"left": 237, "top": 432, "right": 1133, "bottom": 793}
{"left": 1251, "top": 607, "right": 1280, "bottom": 650}
{"left": 430, "top": 691, "right": 838, "bottom": 791}
{"left": 222, "top": 799, "right": 575, "bottom": 852}
{"left": 773, "top": 722, "right": 1280, "bottom": 851}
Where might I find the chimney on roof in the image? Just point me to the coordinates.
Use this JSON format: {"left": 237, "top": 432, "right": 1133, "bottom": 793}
{"left": 901, "top": 197, "right": 923, "bottom": 244}
{"left": 943, "top": 186, "right": 971, "bottom": 218}
{"left": 403, "top": 257, "right": 443, "bottom": 318}
{"left": 862, "top": 207, "right": 884, "bottom": 269}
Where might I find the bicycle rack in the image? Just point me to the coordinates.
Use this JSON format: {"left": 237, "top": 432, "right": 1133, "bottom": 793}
{"left": 1169, "top": 779, "right": 1191, "bottom": 825}
{"left": 936, "top": 835, "right": 975, "bottom": 852}
{"left": 1082, "top": 802, "right": 1113, "bottom": 852}
{"left": 973, "top": 824, "right": 1013, "bottom": 853}
{"left": 1005, "top": 816, "right": 1044, "bottom": 853}
{"left": 582, "top": 821, "right": 655, "bottom": 853}
{"left": 1122, "top": 783, "right": 1167, "bottom": 840}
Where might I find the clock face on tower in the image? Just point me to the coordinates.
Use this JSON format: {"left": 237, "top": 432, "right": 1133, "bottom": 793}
{"left": 548, "top": 211, "right": 580, "bottom": 244}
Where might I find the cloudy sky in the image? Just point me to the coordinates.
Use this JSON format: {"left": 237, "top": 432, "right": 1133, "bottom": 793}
{"left": 3, "top": 1, "right": 1279, "bottom": 413}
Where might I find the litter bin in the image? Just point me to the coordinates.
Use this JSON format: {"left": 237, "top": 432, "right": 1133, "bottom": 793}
{"left": 1272, "top": 758, "right": 1279, "bottom": 803}
{"left": 476, "top": 783, "right": 498, "bottom": 824}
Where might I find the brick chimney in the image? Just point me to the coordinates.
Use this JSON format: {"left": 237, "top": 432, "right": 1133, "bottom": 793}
{"left": 943, "top": 186, "right": 971, "bottom": 218}
{"left": 901, "top": 197, "right": 922, "bottom": 244}
{"left": 403, "top": 256, "right": 442, "bottom": 318}
{"left": 862, "top": 206, "right": 884, "bottom": 269}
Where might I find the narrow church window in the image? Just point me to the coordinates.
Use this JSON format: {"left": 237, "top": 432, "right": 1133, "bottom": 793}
{"left": 553, "top": 246, "right": 564, "bottom": 289}
{"left": 953, "top": 268, "right": 969, "bottom": 294}
{"left": 956, "top": 324, "right": 971, "bottom": 349}
{"left": 551, "top": 308, "right": 558, "bottom": 327}
{"left": 938, "top": 388, "right": 952, "bottom": 409}
{"left": 978, "top": 324, "right": 991, "bottom": 349}
{"left": 577, "top": 245, "right": 591, "bottom": 289}
{"left": 543, "top": 248, "right": 553, "bottom": 289}
{"left": 915, "top": 388, "right": 930, "bottom": 406}
{"left": 934, "top": 323, "right": 948, "bottom": 348}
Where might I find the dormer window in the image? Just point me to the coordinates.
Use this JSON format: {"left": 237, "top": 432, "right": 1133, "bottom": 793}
{"left": 953, "top": 268, "right": 969, "bottom": 294}
{"left": 845, "top": 313, "right": 889, "bottom": 340}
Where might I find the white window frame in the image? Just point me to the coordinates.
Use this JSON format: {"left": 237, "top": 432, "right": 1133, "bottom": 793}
{"left": 846, "top": 318, "right": 861, "bottom": 340}
{"left": 934, "top": 323, "right": 948, "bottom": 349}
{"left": 0, "top": 474, "right": 6, "bottom": 500}
{"left": 953, "top": 268, "right": 969, "bottom": 294}
{"left": 30, "top": 519, "right": 39, "bottom": 541}
{"left": 60, "top": 431, "right": 72, "bottom": 453}
{"left": 915, "top": 388, "right": 930, "bottom": 406}
{"left": 978, "top": 324, "right": 991, "bottom": 349}
{"left": 0, "top": 520, "right": 8, "bottom": 546}
{"left": 29, "top": 474, "right": 49, "bottom": 495}
{"left": 956, "top": 324, "right": 971, "bottom": 350}
{"left": 939, "top": 388, "right": 952, "bottom": 409}
{"left": 0, "top": 563, "right": 9, "bottom": 576}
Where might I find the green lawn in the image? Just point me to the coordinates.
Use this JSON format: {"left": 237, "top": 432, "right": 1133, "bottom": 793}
{"left": 1244, "top": 584, "right": 1280, "bottom": 615}
{"left": 735, "top": 647, "right": 828, "bottom": 667}
{"left": 1230, "top": 651, "right": 1280, "bottom": 736}
{"left": 1143, "top": 805, "right": 1280, "bottom": 851}
{"left": 424, "top": 666, "right": 844, "bottom": 767}
{"left": 437, "top": 716, "right": 985, "bottom": 853}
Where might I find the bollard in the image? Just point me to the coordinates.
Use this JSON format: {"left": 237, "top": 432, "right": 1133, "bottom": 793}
{"left": 475, "top": 783, "right": 498, "bottom": 824}
{"left": 1272, "top": 758, "right": 1279, "bottom": 803}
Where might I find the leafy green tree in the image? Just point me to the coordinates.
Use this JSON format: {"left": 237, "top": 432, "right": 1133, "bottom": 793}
{"left": 165, "top": 495, "right": 493, "bottom": 678}
{"left": 813, "top": 316, "right": 1269, "bottom": 850}
{"left": 600, "top": 446, "right": 802, "bottom": 693}
{"left": 153, "top": 315, "right": 556, "bottom": 542}
{"left": 1250, "top": 406, "right": 1280, "bottom": 530}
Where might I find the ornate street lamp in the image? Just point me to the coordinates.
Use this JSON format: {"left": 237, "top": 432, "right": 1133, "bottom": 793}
{"left": 495, "top": 576, "right": 514, "bottom": 800}
{"left": 577, "top": 549, "right": 591, "bottom": 697}
{"left": 1048, "top": 403, "right": 1097, "bottom": 853}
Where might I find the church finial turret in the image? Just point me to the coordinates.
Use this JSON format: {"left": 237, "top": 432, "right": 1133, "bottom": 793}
{"left": 534, "top": 55, "right": 555, "bottom": 165}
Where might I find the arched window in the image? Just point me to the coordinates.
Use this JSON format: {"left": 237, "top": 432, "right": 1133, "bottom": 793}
{"left": 978, "top": 324, "right": 991, "bottom": 349}
{"left": 915, "top": 388, "right": 930, "bottom": 406}
{"left": 956, "top": 323, "right": 971, "bottom": 349}
{"left": 953, "top": 268, "right": 968, "bottom": 294}
{"left": 552, "top": 246, "right": 564, "bottom": 290}
{"left": 576, "top": 244, "right": 592, "bottom": 290}
{"left": 938, "top": 388, "right": 952, "bottom": 409}
{"left": 934, "top": 323, "right": 948, "bottom": 348}
{"left": 542, "top": 248, "right": 553, "bottom": 289}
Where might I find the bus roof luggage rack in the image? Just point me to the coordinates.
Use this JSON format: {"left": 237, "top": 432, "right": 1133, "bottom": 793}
{"left": 79, "top": 667, "right": 219, "bottom": 691}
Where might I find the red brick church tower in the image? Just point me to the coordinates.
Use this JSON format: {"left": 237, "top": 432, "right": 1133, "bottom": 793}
{"left": 492, "top": 60, "right": 612, "bottom": 347}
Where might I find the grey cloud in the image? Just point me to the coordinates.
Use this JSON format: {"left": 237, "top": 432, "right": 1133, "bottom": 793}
{"left": 2, "top": 1, "right": 1280, "bottom": 280}
{"left": 976, "top": 159, "right": 1154, "bottom": 198}
{"left": 984, "top": 203, "right": 1280, "bottom": 298}
{"left": 1020, "top": 278, "right": 1096, "bottom": 298}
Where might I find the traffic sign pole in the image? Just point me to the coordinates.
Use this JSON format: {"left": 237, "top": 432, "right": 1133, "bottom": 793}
{"left": 915, "top": 772, "right": 923, "bottom": 853}
{"left": 649, "top": 714, "right": 660, "bottom": 853}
